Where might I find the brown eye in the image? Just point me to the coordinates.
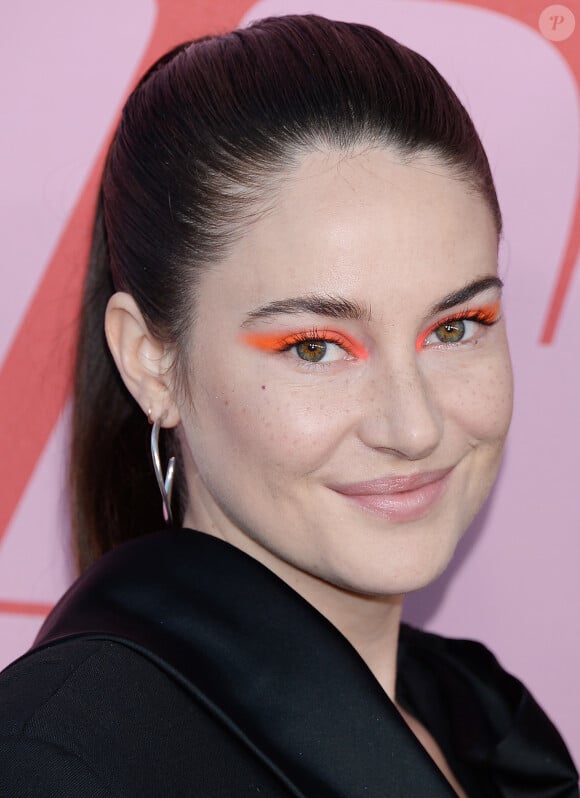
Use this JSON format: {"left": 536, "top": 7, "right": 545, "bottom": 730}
{"left": 295, "top": 340, "right": 327, "bottom": 362}
{"left": 434, "top": 320, "right": 465, "bottom": 344}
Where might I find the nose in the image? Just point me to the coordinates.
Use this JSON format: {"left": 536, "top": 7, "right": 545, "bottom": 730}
{"left": 357, "top": 355, "right": 443, "bottom": 461}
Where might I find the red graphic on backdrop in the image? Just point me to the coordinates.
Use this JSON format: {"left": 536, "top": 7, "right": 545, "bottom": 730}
{"left": 0, "top": 0, "right": 256, "bottom": 616}
{"left": 0, "top": 0, "right": 578, "bottom": 618}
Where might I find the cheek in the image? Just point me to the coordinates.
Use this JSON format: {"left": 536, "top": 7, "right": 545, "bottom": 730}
{"left": 441, "top": 350, "right": 513, "bottom": 443}
{"left": 187, "top": 364, "right": 355, "bottom": 477}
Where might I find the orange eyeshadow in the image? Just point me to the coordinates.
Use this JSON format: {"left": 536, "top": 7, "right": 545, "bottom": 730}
{"left": 239, "top": 330, "right": 368, "bottom": 360}
{"left": 415, "top": 300, "right": 501, "bottom": 352}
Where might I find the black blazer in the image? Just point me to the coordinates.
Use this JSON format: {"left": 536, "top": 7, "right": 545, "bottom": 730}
{"left": 0, "top": 530, "right": 577, "bottom": 797}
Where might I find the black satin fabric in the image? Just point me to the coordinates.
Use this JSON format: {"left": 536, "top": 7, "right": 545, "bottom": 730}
{"left": 30, "top": 529, "right": 578, "bottom": 798}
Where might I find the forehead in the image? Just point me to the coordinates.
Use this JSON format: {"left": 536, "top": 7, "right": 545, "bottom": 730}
{"left": 204, "top": 148, "right": 499, "bottom": 316}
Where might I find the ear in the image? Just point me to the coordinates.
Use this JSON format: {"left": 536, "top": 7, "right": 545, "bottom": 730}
{"left": 105, "top": 292, "right": 181, "bottom": 427}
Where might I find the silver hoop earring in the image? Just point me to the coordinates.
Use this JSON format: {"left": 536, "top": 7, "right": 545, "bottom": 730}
{"left": 150, "top": 417, "right": 175, "bottom": 524}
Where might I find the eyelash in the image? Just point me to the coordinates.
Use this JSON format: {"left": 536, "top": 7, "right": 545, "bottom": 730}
{"left": 417, "top": 305, "right": 501, "bottom": 351}
{"left": 242, "top": 303, "right": 500, "bottom": 364}
{"left": 277, "top": 328, "right": 356, "bottom": 357}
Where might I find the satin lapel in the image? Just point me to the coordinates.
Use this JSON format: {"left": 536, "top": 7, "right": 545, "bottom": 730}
{"left": 33, "top": 530, "right": 455, "bottom": 798}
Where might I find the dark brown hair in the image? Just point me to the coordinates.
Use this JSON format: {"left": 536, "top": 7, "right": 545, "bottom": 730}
{"left": 71, "top": 14, "right": 502, "bottom": 571}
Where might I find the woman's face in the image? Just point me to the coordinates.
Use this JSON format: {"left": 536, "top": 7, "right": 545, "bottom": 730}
{"left": 178, "top": 148, "right": 513, "bottom": 597}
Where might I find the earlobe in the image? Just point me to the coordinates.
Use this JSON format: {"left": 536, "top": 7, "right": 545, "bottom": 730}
{"left": 104, "top": 292, "right": 180, "bottom": 427}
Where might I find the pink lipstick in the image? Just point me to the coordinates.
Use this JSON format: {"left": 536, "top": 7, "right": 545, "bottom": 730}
{"left": 329, "top": 468, "right": 453, "bottom": 523}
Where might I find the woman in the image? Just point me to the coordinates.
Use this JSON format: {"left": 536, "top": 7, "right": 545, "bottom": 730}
{"left": 0, "top": 14, "right": 577, "bottom": 797}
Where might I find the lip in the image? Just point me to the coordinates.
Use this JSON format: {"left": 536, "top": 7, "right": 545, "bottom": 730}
{"left": 329, "top": 467, "right": 454, "bottom": 523}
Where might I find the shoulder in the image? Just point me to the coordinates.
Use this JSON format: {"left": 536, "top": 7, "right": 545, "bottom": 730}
{"left": 397, "top": 623, "right": 527, "bottom": 738}
{"left": 398, "top": 624, "right": 579, "bottom": 796}
{"left": 398, "top": 622, "right": 561, "bottom": 731}
{"left": 0, "top": 637, "right": 294, "bottom": 797}
{"left": 399, "top": 622, "right": 519, "bottom": 690}
{"left": 0, "top": 639, "right": 132, "bottom": 796}
{"left": 0, "top": 637, "right": 182, "bottom": 732}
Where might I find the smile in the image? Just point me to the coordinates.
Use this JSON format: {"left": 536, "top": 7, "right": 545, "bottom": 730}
{"left": 329, "top": 468, "right": 454, "bottom": 523}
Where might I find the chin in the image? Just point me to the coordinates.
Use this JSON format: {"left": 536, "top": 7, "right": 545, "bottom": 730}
{"left": 313, "top": 535, "right": 461, "bottom": 599}
{"left": 323, "top": 505, "right": 467, "bottom": 598}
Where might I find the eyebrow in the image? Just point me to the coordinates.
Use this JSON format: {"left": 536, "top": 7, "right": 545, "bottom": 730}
{"left": 241, "top": 294, "right": 373, "bottom": 326}
{"left": 427, "top": 276, "right": 503, "bottom": 316}
{"left": 241, "top": 276, "right": 503, "bottom": 328}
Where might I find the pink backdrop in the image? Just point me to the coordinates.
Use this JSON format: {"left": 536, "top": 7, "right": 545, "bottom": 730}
{"left": 1, "top": 0, "right": 579, "bottom": 762}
